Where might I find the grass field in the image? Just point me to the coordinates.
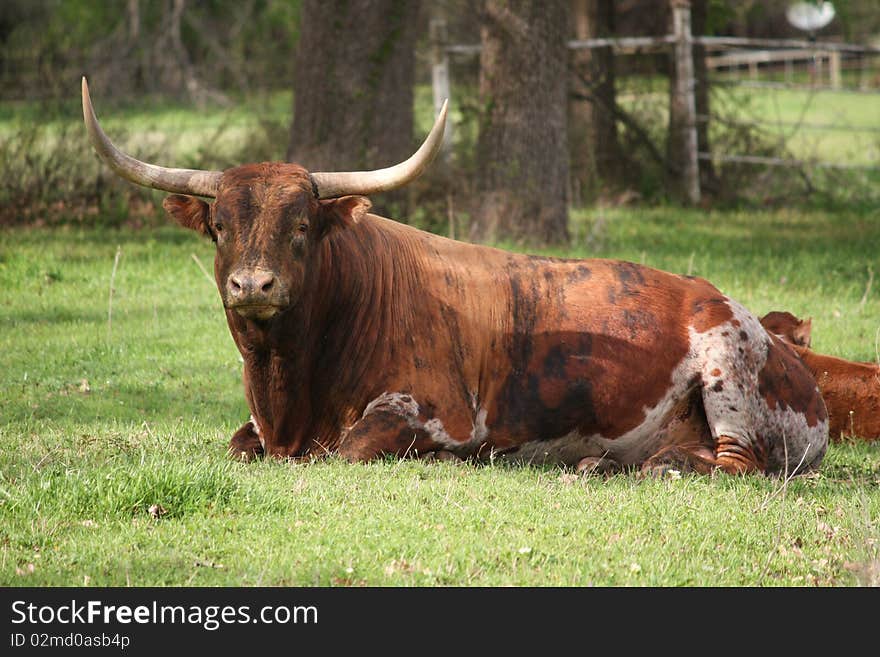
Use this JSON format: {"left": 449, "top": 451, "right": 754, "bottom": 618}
{"left": 2, "top": 203, "right": 879, "bottom": 586}
{"left": 710, "top": 82, "right": 880, "bottom": 165}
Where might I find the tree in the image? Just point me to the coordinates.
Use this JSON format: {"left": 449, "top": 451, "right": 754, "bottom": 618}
{"left": 667, "top": 0, "right": 715, "bottom": 199}
{"left": 286, "top": 0, "right": 420, "bottom": 213}
{"left": 151, "top": 0, "right": 229, "bottom": 107}
{"left": 691, "top": 0, "right": 717, "bottom": 192}
{"left": 569, "top": 0, "right": 624, "bottom": 201}
{"left": 471, "top": 0, "right": 570, "bottom": 245}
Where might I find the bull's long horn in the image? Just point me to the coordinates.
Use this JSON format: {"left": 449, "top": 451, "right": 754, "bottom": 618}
{"left": 81, "top": 77, "right": 222, "bottom": 197}
{"left": 310, "top": 100, "right": 448, "bottom": 199}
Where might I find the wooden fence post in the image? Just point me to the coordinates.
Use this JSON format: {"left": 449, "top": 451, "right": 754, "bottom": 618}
{"left": 430, "top": 17, "right": 453, "bottom": 163}
{"left": 829, "top": 50, "right": 841, "bottom": 89}
{"left": 671, "top": 0, "right": 700, "bottom": 204}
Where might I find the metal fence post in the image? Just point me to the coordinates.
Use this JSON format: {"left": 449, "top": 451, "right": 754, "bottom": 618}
{"left": 430, "top": 17, "right": 453, "bottom": 163}
{"left": 671, "top": 0, "right": 701, "bottom": 204}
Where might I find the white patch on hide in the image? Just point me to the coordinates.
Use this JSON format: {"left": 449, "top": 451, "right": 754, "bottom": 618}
{"left": 761, "top": 400, "right": 828, "bottom": 475}
{"left": 423, "top": 418, "right": 453, "bottom": 444}
{"left": 470, "top": 407, "right": 488, "bottom": 445}
{"left": 690, "top": 297, "right": 827, "bottom": 473}
{"left": 249, "top": 414, "right": 265, "bottom": 449}
{"left": 433, "top": 405, "right": 490, "bottom": 457}
{"left": 687, "top": 297, "right": 769, "bottom": 447}
{"left": 499, "top": 354, "right": 703, "bottom": 467}
{"left": 362, "top": 392, "right": 420, "bottom": 419}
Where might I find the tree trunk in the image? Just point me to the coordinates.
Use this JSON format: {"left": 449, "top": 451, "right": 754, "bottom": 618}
{"left": 128, "top": 0, "right": 140, "bottom": 40}
{"left": 690, "top": 0, "right": 716, "bottom": 191}
{"left": 128, "top": 0, "right": 144, "bottom": 91}
{"left": 667, "top": 0, "right": 711, "bottom": 200}
{"left": 149, "top": 0, "right": 227, "bottom": 106}
{"left": 569, "top": 0, "right": 592, "bottom": 204}
{"left": 471, "top": 0, "right": 570, "bottom": 246}
{"left": 569, "top": 0, "right": 593, "bottom": 205}
{"left": 286, "top": 0, "right": 419, "bottom": 215}
{"left": 570, "top": 0, "right": 623, "bottom": 203}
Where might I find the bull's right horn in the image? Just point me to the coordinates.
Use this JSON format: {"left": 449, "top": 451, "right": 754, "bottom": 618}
{"left": 82, "top": 77, "right": 222, "bottom": 197}
{"left": 310, "top": 99, "right": 448, "bottom": 199}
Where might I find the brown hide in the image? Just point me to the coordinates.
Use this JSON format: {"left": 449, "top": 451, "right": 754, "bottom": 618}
{"left": 760, "top": 312, "right": 880, "bottom": 441}
{"left": 798, "top": 347, "right": 880, "bottom": 441}
{"left": 217, "top": 201, "right": 825, "bottom": 473}
{"left": 759, "top": 311, "right": 812, "bottom": 348}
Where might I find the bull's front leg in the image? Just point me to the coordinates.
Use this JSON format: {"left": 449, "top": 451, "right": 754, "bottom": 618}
{"left": 336, "top": 410, "right": 441, "bottom": 462}
{"left": 336, "top": 392, "right": 451, "bottom": 462}
{"left": 227, "top": 419, "right": 264, "bottom": 462}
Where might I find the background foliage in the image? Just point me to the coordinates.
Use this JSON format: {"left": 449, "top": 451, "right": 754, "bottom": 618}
{"left": 2, "top": 0, "right": 878, "bottom": 228}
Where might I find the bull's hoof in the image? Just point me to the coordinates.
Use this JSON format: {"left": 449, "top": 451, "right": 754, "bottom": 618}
{"left": 576, "top": 456, "right": 620, "bottom": 476}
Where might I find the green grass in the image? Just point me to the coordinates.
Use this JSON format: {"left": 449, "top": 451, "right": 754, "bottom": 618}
{"left": 714, "top": 84, "right": 880, "bottom": 165}
{"left": 616, "top": 75, "right": 880, "bottom": 168}
{"left": 2, "top": 205, "right": 879, "bottom": 586}
{"left": 0, "top": 90, "right": 291, "bottom": 141}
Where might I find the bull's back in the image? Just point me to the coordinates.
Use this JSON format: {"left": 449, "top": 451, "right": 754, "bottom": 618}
{"left": 354, "top": 221, "right": 827, "bottom": 471}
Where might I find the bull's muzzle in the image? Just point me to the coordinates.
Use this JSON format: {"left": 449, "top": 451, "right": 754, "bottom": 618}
{"left": 226, "top": 268, "right": 285, "bottom": 320}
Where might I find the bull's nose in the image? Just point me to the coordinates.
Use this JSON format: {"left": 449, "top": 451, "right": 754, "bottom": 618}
{"left": 227, "top": 269, "right": 276, "bottom": 302}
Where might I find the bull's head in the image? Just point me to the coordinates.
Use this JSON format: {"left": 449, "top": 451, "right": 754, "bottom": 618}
{"left": 82, "top": 77, "right": 447, "bottom": 321}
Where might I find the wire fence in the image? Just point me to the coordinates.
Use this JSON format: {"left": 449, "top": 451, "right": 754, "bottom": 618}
{"left": 431, "top": 5, "right": 880, "bottom": 202}
{"left": 702, "top": 65, "right": 880, "bottom": 172}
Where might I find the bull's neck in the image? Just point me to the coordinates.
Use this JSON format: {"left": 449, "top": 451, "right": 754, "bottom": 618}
{"left": 307, "top": 217, "right": 424, "bottom": 392}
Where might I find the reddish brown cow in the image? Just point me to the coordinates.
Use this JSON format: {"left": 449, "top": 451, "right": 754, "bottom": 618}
{"left": 760, "top": 311, "right": 880, "bottom": 441}
{"left": 83, "top": 78, "right": 828, "bottom": 476}
{"left": 758, "top": 311, "right": 812, "bottom": 348}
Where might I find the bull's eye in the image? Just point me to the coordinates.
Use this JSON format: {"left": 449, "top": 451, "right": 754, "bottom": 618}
{"left": 298, "top": 223, "right": 308, "bottom": 233}
{"left": 214, "top": 222, "right": 223, "bottom": 233}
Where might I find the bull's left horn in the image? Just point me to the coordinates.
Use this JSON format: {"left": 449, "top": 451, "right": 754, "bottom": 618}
{"left": 310, "top": 99, "right": 448, "bottom": 199}
{"left": 81, "top": 77, "right": 222, "bottom": 197}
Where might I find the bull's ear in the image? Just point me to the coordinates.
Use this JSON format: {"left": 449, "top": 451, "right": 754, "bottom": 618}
{"left": 316, "top": 195, "right": 371, "bottom": 240}
{"left": 795, "top": 318, "right": 813, "bottom": 348}
{"left": 163, "top": 195, "right": 212, "bottom": 237}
